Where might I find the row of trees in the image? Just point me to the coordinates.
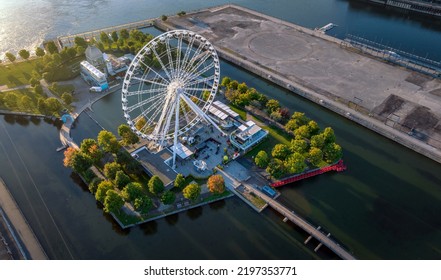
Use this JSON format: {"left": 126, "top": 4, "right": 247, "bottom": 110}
{"left": 255, "top": 113, "right": 342, "bottom": 178}
{"left": 222, "top": 76, "right": 291, "bottom": 123}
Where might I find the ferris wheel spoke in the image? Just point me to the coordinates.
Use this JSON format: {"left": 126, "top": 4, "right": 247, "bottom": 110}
{"left": 182, "top": 52, "right": 212, "bottom": 82}
{"left": 183, "top": 87, "right": 211, "bottom": 92}
{"left": 180, "top": 101, "right": 191, "bottom": 125}
{"left": 138, "top": 59, "right": 170, "bottom": 84}
{"left": 184, "top": 62, "right": 215, "bottom": 84}
{"left": 178, "top": 37, "right": 196, "bottom": 80}
{"left": 140, "top": 97, "right": 167, "bottom": 124}
{"left": 124, "top": 93, "right": 164, "bottom": 113}
{"left": 151, "top": 47, "right": 173, "bottom": 81}
{"left": 179, "top": 42, "right": 206, "bottom": 79}
{"left": 124, "top": 87, "right": 167, "bottom": 97}
{"left": 132, "top": 76, "right": 169, "bottom": 87}
{"left": 165, "top": 38, "right": 175, "bottom": 78}
{"left": 175, "top": 35, "right": 183, "bottom": 79}
{"left": 184, "top": 75, "right": 216, "bottom": 88}
{"left": 182, "top": 92, "right": 207, "bottom": 106}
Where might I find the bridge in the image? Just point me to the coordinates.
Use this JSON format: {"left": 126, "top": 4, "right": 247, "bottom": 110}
{"left": 251, "top": 186, "right": 357, "bottom": 260}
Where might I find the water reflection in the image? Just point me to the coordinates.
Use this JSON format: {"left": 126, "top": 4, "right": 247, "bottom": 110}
{"left": 140, "top": 221, "right": 158, "bottom": 236}
{"left": 187, "top": 206, "right": 203, "bottom": 220}
{"left": 165, "top": 213, "right": 179, "bottom": 226}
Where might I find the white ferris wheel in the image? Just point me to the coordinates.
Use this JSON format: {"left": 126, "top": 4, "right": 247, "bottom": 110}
{"left": 121, "top": 30, "right": 222, "bottom": 168}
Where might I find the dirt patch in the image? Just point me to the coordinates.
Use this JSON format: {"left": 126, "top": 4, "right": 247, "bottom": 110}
{"left": 372, "top": 94, "right": 405, "bottom": 117}
{"left": 405, "top": 72, "right": 431, "bottom": 87}
{"left": 403, "top": 106, "right": 439, "bottom": 131}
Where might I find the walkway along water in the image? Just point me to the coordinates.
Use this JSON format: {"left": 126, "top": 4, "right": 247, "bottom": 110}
{"left": 217, "top": 168, "right": 356, "bottom": 260}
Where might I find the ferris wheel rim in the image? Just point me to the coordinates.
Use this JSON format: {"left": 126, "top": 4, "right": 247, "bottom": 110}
{"left": 121, "top": 29, "right": 220, "bottom": 142}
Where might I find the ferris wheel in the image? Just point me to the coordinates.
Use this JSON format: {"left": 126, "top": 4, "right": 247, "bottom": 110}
{"left": 121, "top": 30, "right": 222, "bottom": 168}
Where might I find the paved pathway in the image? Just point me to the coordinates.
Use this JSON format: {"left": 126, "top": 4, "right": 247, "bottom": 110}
{"left": 0, "top": 177, "right": 47, "bottom": 260}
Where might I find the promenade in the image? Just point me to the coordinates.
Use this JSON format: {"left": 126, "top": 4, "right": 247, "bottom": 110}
{"left": 158, "top": 4, "right": 441, "bottom": 163}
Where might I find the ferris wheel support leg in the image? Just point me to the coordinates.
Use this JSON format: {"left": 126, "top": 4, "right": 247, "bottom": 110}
{"left": 172, "top": 93, "right": 180, "bottom": 170}
{"left": 179, "top": 92, "right": 224, "bottom": 136}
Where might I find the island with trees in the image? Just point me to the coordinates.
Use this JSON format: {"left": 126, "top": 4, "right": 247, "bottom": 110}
{"left": 221, "top": 76, "right": 343, "bottom": 180}
{"left": 63, "top": 126, "right": 232, "bottom": 228}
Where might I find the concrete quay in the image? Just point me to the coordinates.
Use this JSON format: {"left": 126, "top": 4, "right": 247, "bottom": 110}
{"left": 0, "top": 177, "right": 47, "bottom": 260}
{"left": 157, "top": 4, "right": 441, "bottom": 163}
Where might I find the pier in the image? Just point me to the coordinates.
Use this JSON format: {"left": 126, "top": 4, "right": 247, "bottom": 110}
{"left": 366, "top": 0, "right": 441, "bottom": 17}
{"left": 158, "top": 4, "right": 441, "bottom": 164}
{"left": 56, "top": 18, "right": 155, "bottom": 49}
{"left": 218, "top": 166, "right": 356, "bottom": 260}
{"left": 251, "top": 186, "right": 356, "bottom": 260}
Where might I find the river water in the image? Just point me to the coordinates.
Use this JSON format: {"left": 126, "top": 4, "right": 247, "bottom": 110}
{"left": 0, "top": 0, "right": 441, "bottom": 259}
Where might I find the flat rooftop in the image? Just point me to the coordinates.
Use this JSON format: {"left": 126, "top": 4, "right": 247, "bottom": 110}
{"left": 165, "top": 4, "right": 441, "bottom": 148}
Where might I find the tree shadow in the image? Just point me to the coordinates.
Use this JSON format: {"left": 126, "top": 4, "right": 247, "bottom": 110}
{"left": 209, "top": 199, "right": 226, "bottom": 211}
{"left": 29, "top": 116, "right": 41, "bottom": 125}
{"left": 187, "top": 206, "right": 203, "bottom": 220}
{"left": 14, "top": 116, "right": 29, "bottom": 127}
{"left": 165, "top": 213, "right": 179, "bottom": 226}
{"left": 139, "top": 221, "right": 158, "bottom": 236}
{"left": 3, "top": 115, "right": 16, "bottom": 124}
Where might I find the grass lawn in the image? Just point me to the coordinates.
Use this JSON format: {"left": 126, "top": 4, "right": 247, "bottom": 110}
{"left": 0, "top": 59, "right": 42, "bottom": 87}
{"left": 50, "top": 84, "right": 75, "bottom": 97}
{"left": 229, "top": 104, "right": 247, "bottom": 121}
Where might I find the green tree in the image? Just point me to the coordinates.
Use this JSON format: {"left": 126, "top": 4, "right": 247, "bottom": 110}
{"left": 294, "top": 125, "right": 311, "bottom": 139}
{"left": 18, "top": 49, "right": 30, "bottom": 60}
{"left": 221, "top": 76, "right": 231, "bottom": 88}
{"left": 183, "top": 183, "right": 201, "bottom": 201}
{"left": 61, "top": 92, "right": 73, "bottom": 105}
{"left": 270, "top": 110, "right": 282, "bottom": 122}
{"left": 118, "top": 124, "right": 139, "bottom": 145}
{"left": 95, "top": 180, "right": 114, "bottom": 203}
{"left": 67, "top": 47, "right": 77, "bottom": 59}
{"left": 111, "top": 31, "right": 119, "bottom": 43}
{"left": 114, "top": 170, "right": 131, "bottom": 190}
{"left": 5, "top": 52, "right": 16, "bottom": 63}
{"left": 37, "top": 98, "right": 47, "bottom": 113}
{"left": 148, "top": 175, "right": 164, "bottom": 195}
{"left": 80, "top": 138, "right": 103, "bottom": 164}
{"left": 97, "top": 130, "right": 120, "bottom": 154}
{"left": 103, "top": 190, "right": 124, "bottom": 214}
{"left": 161, "top": 191, "right": 176, "bottom": 205}
{"left": 29, "top": 77, "right": 40, "bottom": 87}
{"left": 161, "top": 15, "right": 168, "bottom": 21}
{"left": 135, "top": 117, "right": 147, "bottom": 131}
{"left": 323, "top": 127, "right": 336, "bottom": 144}
{"left": 285, "top": 118, "right": 301, "bottom": 132}
{"left": 174, "top": 173, "right": 185, "bottom": 189}
{"left": 3, "top": 92, "right": 18, "bottom": 108}
{"left": 266, "top": 159, "right": 286, "bottom": 179}
{"left": 290, "top": 139, "right": 309, "bottom": 154}
{"left": 237, "top": 82, "right": 248, "bottom": 94}
{"left": 121, "top": 182, "right": 144, "bottom": 202}
{"left": 134, "top": 196, "right": 153, "bottom": 214}
{"left": 100, "top": 32, "right": 111, "bottom": 47}
{"left": 272, "top": 144, "right": 291, "bottom": 160}
{"left": 207, "top": 174, "right": 225, "bottom": 194}
{"left": 34, "top": 84, "right": 44, "bottom": 96}
{"left": 35, "top": 47, "right": 45, "bottom": 57}
{"left": 74, "top": 37, "right": 88, "bottom": 48}
{"left": 323, "top": 143, "right": 342, "bottom": 163}
{"left": 266, "top": 99, "right": 280, "bottom": 113}
{"left": 120, "top": 29, "right": 130, "bottom": 41}
{"left": 88, "top": 177, "right": 103, "bottom": 194}
{"left": 46, "top": 41, "right": 58, "bottom": 54}
{"left": 291, "top": 111, "right": 310, "bottom": 125}
{"left": 310, "top": 134, "right": 325, "bottom": 149}
{"left": 44, "top": 97, "right": 62, "bottom": 114}
{"left": 308, "top": 147, "right": 323, "bottom": 166}
{"left": 202, "top": 90, "right": 211, "bottom": 101}
{"left": 104, "top": 162, "right": 122, "bottom": 180}
{"left": 76, "top": 46, "right": 85, "bottom": 56}
{"left": 254, "top": 150, "right": 270, "bottom": 168}
{"left": 115, "top": 149, "right": 133, "bottom": 166}
{"left": 228, "top": 80, "right": 239, "bottom": 90}
{"left": 285, "top": 152, "right": 306, "bottom": 174}
{"left": 308, "top": 120, "right": 320, "bottom": 136}
{"left": 18, "top": 96, "right": 33, "bottom": 111}
{"left": 63, "top": 148, "right": 92, "bottom": 173}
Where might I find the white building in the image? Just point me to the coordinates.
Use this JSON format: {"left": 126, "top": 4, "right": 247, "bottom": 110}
{"left": 80, "top": 61, "right": 109, "bottom": 90}
{"left": 230, "top": 120, "right": 268, "bottom": 152}
{"left": 208, "top": 100, "right": 240, "bottom": 128}
{"left": 85, "top": 45, "right": 105, "bottom": 72}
